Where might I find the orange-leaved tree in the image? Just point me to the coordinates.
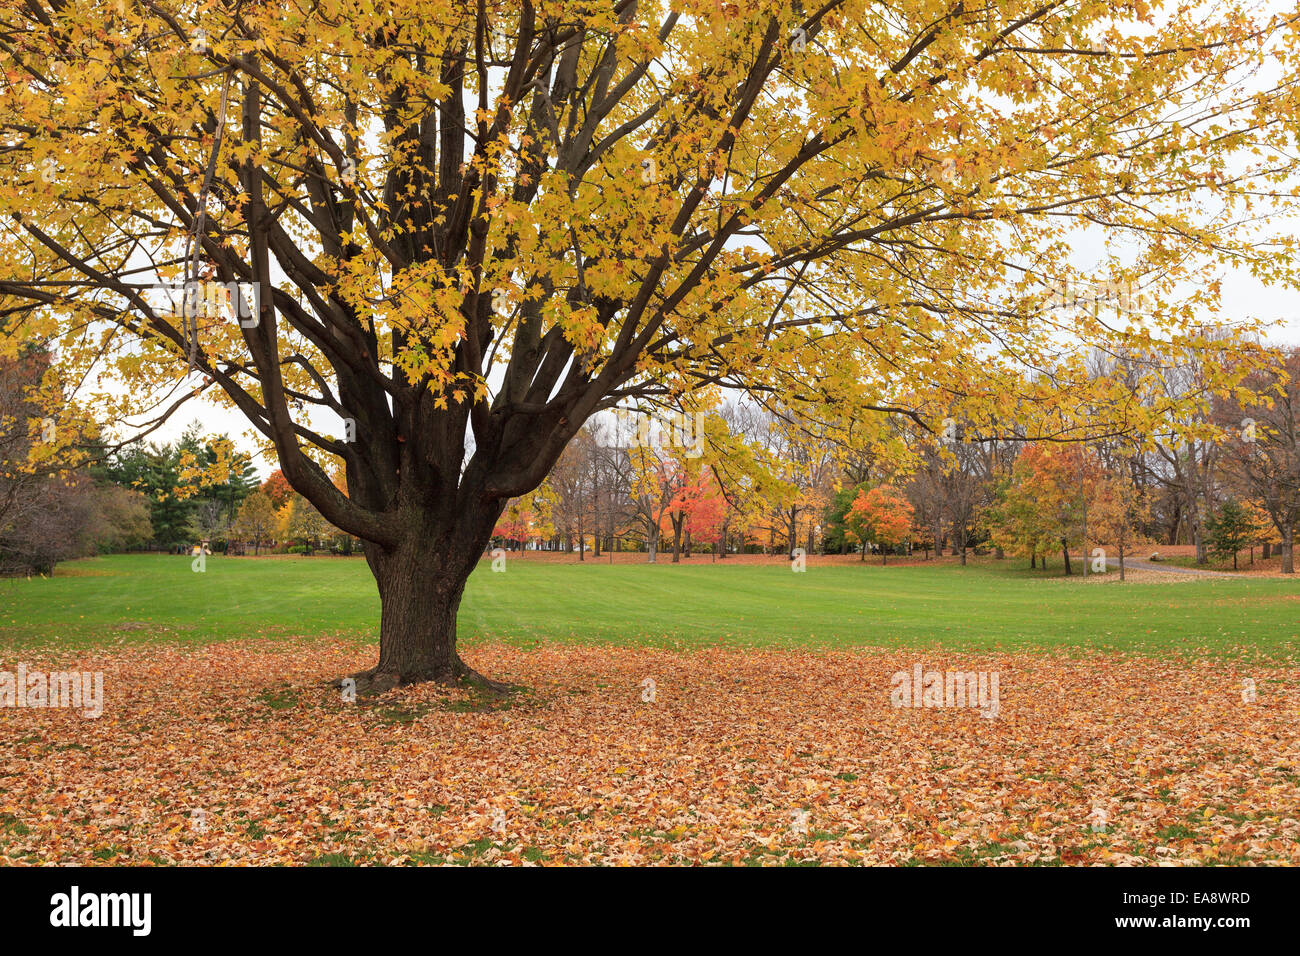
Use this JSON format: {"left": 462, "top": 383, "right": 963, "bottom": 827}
{"left": 986, "top": 443, "right": 1104, "bottom": 574}
{"left": 846, "top": 484, "right": 913, "bottom": 564}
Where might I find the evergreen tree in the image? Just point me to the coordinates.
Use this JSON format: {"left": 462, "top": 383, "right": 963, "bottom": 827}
{"left": 1206, "top": 499, "right": 1254, "bottom": 570}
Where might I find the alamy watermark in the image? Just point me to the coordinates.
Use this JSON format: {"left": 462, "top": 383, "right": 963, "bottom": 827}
{"left": 612, "top": 408, "right": 705, "bottom": 458}
{"left": 1042, "top": 277, "right": 1153, "bottom": 318}
{"left": 49, "top": 886, "right": 150, "bottom": 936}
{"left": 141, "top": 279, "right": 261, "bottom": 328}
{"left": 890, "top": 663, "right": 999, "bottom": 718}
{"left": 1, "top": 664, "right": 103, "bottom": 718}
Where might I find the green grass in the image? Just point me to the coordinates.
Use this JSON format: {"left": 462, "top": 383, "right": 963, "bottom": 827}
{"left": 1, "top": 553, "right": 1297, "bottom": 656}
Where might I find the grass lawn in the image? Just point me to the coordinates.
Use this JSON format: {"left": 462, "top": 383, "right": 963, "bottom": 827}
{"left": 2, "top": 552, "right": 1296, "bottom": 657}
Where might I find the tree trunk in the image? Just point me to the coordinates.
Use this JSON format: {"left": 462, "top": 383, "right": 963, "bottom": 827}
{"left": 346, "top": 527, "right": 502, "bottom": 695}
{"left": 670, "top": 513, "right": 683, "bottom": 563}
{"left": 1283, "top": 523, "right": 1294, "bottom": 574}
{"left": 1061, "top": 538, "right": 1072, "bottom": 575}
{"left": 1190, "top": 506, "right": 1206, "bottom": 564}
{"left": 647, "top": 526, "right": 660, "bottom": 563}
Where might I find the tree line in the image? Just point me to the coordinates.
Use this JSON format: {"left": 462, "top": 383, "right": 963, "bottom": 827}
{"left": 492, "top": 346, "right": 1300, "bottom": 575}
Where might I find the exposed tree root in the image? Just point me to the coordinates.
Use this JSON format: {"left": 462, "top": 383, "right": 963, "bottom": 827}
{"left": 327, "top": 659, "right": 519, "bottom": 699}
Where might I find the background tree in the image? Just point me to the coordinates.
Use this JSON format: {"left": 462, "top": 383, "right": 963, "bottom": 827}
{"left": 232, "top": 490, "right": 278, "bottom": 556}
{"left": 183, "top": 433, "right": 260, "bottom": 548}
{"left": 1218, "top": 348, "right": 1300, "bottom": 573}
{"left": 85, "top": 484, "right": 154, "bottom": 554}
{"left": 664, "top": 465, "right": 726, "bottom": 560}
{"left": 99, "top": 442, "right": 198, "bottom": 549}
{"left": 1088, "top": 471, "right": 1149, "bottom": 582}
{"left": 259, "top": 471, "right": 293, "bottom": 511}
{"left": 1205, "top": 499, "right": 1255, "bottom": 570}
{"left": 547, "top": 423, "right": 599, "bottom": 557}
{"left": 628, "top": 440, "right": 685, "bottom": 563}
{"left": 1240, "top": 500, "right": 1275, "bottom": 566}
{"left": 493, "top": 492, "right": 547, "bottom": 551}
{"left": 846, "top": 484, "right": 914, "bottom": 565}
{"left": 986, "top": 444, "right": 1101, "bottom": 574}
{"left": 938, "top": 441, "right": 988, "bottom": 565}
{"left": 281, "top": 492, "right": 335, "bottom": 555}
{"left": 822, "top": 483, "right": 865, "bottom": 555}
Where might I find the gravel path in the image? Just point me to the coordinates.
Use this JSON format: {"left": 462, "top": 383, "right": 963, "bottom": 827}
{"left": 1112, "top": 558, "right": 1237, "bottom": 578}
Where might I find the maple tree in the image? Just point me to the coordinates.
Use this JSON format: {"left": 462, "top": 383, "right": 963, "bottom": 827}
{"left": 492, "top": 493, "right": 543, "bottom": 550}
{"left": 627, "top": 440, "right": 685, "bottom": 563}
{"left": 1239, "top": 499, "right": 1275, "bottom": 566}
{"left": 985, "top": 443, "right": 1102, "bottom": 573}
{"left": 845, "top": 483, "right": 913, "bottom": 564}
{"left": 664, "top": 464, "right": 725, "bottom": 560}
{"left": 3, "top": 1, "right": 1299, "bottom": 689}
{"left": 232, "top": 487, "right": 276, "bottom": 555}
{"left": 280, "top": 490, "right": 334, "bottom": 553}
{"left": 1087, "top": 469, "right": 1149, "bottom": 580}
{"left": 259, "top": 469, "right": 293, "bottom": 511}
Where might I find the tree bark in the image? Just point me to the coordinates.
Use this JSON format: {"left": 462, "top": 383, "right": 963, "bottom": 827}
{"left": 342, "top": 525, "right": 502, "bottom": 696}
{"left": 1283, "top": 523, "right": 1295, "bottom": 574}
{"left": 1061, "top": 538, "right": 1072, "bottom": 575}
